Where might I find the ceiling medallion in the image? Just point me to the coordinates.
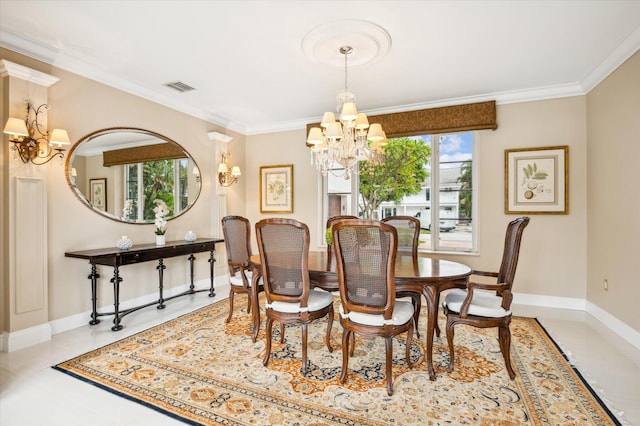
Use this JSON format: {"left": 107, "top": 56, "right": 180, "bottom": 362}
{"left": 301, "top": 19, "right": 392, "bottom": 68}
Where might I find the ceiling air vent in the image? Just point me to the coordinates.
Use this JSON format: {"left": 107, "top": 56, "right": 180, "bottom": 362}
{"left": 164, "top": 81, "right": 195, "bottom": 93}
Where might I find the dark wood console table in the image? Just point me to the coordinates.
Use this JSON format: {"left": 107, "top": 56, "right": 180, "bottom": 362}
{"left": 65, "top": 237, "right": 224, "bottom": 331}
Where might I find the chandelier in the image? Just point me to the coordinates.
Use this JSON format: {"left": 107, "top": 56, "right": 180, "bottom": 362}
{"left": 306, "top": 46, "right": 387, "bottom": 180}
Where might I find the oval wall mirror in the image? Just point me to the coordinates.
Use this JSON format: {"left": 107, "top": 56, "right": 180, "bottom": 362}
{"left": 66, "top": 127, "right": 201, "bottom": 224}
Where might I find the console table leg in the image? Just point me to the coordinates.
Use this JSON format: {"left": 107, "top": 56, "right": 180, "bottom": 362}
{"left": 157, "top": 259, "right": 166, "bottom": 309}
{"left": 188, "top": 254, "right": 196, "bottom": 292}
{"left": 208, "top": 249, "right": 216, "bottom": 297}
{"left": 111, "top": 266, "right": 123, "bottom": 331}
{"left": 88, "top": 263, "right": 101, "bottom": 325}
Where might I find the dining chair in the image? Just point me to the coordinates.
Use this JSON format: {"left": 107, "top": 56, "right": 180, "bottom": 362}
{"left": 326, "top": 215, "right": 358, "bottom": 254}
{"left": 255, "top": 218, "right": 334, "bottom": 374}
{"left": 221, "top": 215, "right": 263, "bottom": 323}
{"left": 442, "top": 216, "right": 530, "bottom": 379}
{"left": 381, "top": 215, "right": 423, "bottom": 337}
{"left": 332, "top": 219, "right": 415, "bottom": 396}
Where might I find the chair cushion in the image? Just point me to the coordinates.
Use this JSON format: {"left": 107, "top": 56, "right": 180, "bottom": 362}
{"left": 230, "top": 270, "right": 262, "bottom": 287}
{"left": 268, "top": 289, "right": 333, "bottom": 314}
{"left": 443, "top": 289, "right": 511, "bottom": 318}
{"left": 340, "top": 300, "right": 414, "bottom": 326}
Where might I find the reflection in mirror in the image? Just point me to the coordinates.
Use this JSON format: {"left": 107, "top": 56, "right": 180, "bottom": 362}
{"left": 66, "top": 127, "right": 201, "bottom": 224}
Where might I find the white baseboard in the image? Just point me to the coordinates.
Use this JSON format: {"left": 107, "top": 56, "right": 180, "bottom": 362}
{"left": 513, "top": 292, "right": 586, "bottom": 310}
{"left": 513, "top": 292, "right": 639, "bottom": 350}
{"left": 2, "top": 322, "right": 52, "bottom": 352}
{"left": 586, "top": 300, "right": 640, "bottom": 351}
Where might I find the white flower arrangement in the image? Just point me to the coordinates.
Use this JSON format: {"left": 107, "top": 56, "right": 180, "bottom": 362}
{"left": 122, "top": 199, "right": 134, "bottom": 219}
{"left": 153, "top": 199, "right": 169, "bottom": 235}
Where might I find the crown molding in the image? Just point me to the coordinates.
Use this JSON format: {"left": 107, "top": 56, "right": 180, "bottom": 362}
{"left": 581, "top": 25, "right": 640, "bottom": 92}
{"left": 3, "top": 27, "right": 636, "bottom": 137}
{"left": 0, "top": 59, "right": 59, "bottom": 87}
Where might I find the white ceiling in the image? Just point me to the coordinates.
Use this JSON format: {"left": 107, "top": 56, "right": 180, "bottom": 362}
{"left": 1, "top": 1, "right": 639, "bottom": 135}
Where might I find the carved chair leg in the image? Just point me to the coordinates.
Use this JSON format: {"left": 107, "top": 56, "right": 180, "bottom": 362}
{"left": 411, "top": 294, "right": 421, "bottom": 338}
{"left": 349, "top": 332, "right": 355, "bottom": 357}
{"left": 225, "top": 290, "right": 235, "bottom": 323}
{"left": 385, "top": 336, "right": 394, "bottom": 396}
{"left": 325, "top": 312, "right": 334, "bottom": 353}
{"left": 406, "top": 320, "right": 415, "bottom": 368}
{"left": 446, "top": 318, "right": 456, "bottom": 373}
{"left": 340, "top": 330, "right": 350, "bottom": 383}
{"left": 246, "top": 292, "right": 251, "bottom": 314}
{"left": 499, "top": 324, "right": 516, "bottom": 379}
{"left": 301, "top": 323, "right": 309, "bottom": 374}
{"left": 280, "top": 323, "right": 285, "bottom": 343}
{"left": 434, "top": 293, "right": 442, "bottom": 337}
{"left": 263, "top": 316, "right": 273, "bottom": 367}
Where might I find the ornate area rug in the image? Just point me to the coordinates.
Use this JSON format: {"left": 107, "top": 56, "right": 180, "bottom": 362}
{"left": 54, "top": 297, "right": 620, "bottom": 425}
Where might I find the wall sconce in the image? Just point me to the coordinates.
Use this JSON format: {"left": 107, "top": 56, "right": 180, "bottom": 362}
{"left": 3, "top": 100, "right": 71, "bottom": 165}
{"left": 218, "top": 153, "right": 241, "bottom": 186}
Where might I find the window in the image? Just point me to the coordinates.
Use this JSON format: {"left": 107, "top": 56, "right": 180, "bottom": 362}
{"left": 123, "top": 159, "right": 189, "bottom": 221}
{"left": 322, "top": 131, "right": 476, "bottom": 253}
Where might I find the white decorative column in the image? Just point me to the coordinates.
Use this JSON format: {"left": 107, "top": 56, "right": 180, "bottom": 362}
{"left": 1, "top": 60, "right": 60, "bottom": 351}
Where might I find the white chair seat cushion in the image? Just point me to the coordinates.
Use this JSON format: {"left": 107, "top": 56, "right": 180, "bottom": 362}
{"left": 268, "top": 289, "right": 333, "bottom": 314}
{"left": 443, "top": 289, "right": 511, "bottom": 318}
{"left": 340, "top": 300, "right": 414, "bottom": 326}
{"left": 230, "top": 270, "right": 262, "bottom": 287}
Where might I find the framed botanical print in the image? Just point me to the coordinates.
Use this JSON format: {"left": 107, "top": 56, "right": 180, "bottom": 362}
{"left": 505, "top": 146, "right": 568, "bottom": 214}
{"left": 89, "top": 178, "right": 107, "bottom": 211}
{"left": 260, "top": 164, "right": 293, "bottom": 213}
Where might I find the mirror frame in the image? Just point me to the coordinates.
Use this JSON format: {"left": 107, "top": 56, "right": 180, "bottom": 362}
{"left": 65, "top": 127, "right": 201, "bottom": 224}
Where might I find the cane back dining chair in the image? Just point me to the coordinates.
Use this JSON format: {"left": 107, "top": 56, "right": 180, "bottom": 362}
{"left": 255, "top": 218, "right": 334, "bottom": 374}
{"left": 326, "top": 215, "right": 358, "bottom": 255}
{"left": 332, "top": 219, "right": 415, "bottom": 396}
{"left": 221, "top": 216, "right": 263, "bottom": 323}
{"left": 381, "top": 215, "right": 423, "bottom": 337}
{"left": 442, "top": 216, "right": 530, "bottom": 379}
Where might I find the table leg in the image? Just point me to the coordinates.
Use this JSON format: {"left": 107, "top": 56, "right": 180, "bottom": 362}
{"left": 157, "top": 259, "right": 166, "bottom": 309}
{"left": 423, "top": 285, "right": 438, "bottom": 380}
{"left": 188, "top": 254, "right": 196, "bottom": 292}
{"left": 208, "top": 249, "right": 216, "bottom": 297}
{"left": 88, "top": 263, "right": 100, "bottom": 325}
{"left": 251, "top": 265, "right": 262, "bottom": 343}
{"left": 111, "top": 266, "right": 123, "bottom": 331}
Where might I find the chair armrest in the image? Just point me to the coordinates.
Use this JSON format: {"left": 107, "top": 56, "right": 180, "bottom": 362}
{"left": 470, "top": 270, "right": 498, "bottom": 278}
{"left": 467, "top": 281, "right": 510, "bottom": 292}
{"left": 459, "top": 281, "right": 510, "bottom": 318}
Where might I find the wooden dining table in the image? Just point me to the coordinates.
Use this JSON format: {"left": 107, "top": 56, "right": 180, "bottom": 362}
{"left": 249, "top": 251, "right": 471, "bottom": 380}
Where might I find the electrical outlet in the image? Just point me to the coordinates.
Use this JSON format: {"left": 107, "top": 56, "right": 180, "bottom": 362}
{"left": 604, "top": 279, "right": 609, "bottom": 291}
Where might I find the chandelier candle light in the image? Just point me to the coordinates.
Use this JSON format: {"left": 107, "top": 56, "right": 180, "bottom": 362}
{"left": 307, "top": 46, "right": 387, "bottom": 180}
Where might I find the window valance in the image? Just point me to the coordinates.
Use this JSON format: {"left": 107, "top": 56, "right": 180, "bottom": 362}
{"left": 306, "top": 100, "right": 497, "bottom": 142}
{"left": 103, "top": 143, "right": 187, "bottom": 167}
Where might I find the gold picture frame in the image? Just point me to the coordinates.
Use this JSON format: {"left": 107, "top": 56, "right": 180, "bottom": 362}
{"left": 260, "top": 164, "right": 293, "bottom": 213}
{"left": 505, "top": 146, "right": 568, "bottom": 214}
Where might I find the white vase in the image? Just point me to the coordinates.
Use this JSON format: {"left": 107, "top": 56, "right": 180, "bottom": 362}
{"left": 156, "top": 234, "right": 166, "bottom": 246}
{"left": 116, "top": 235, "right": 133, "bottom": 250}
{"left": 184, "top": 230, "right": 197, "bottom": 242}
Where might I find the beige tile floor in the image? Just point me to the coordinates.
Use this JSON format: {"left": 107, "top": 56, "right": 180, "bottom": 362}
{"left": 1, "top": 289, "right": 638, "bottom": 425}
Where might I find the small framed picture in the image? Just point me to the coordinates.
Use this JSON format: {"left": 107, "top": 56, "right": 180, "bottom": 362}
{"left": 89, "top": 178, "right": 107, "bottom": 211}
{"left": 260, "top": 164, "right": 293, "bottom": 213}
{"left": 505, "top": 146, "right": 568, "bottom": 214}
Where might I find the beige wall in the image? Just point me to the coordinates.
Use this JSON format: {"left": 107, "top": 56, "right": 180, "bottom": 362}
{"left": 1, "top": 49, "right": 243, "bottom": 331}
{"left": 246, "top": 97, "right": 589, "bottom": 302}
{"left": 587, "top": 51, "right": 640, "bottom": 331}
